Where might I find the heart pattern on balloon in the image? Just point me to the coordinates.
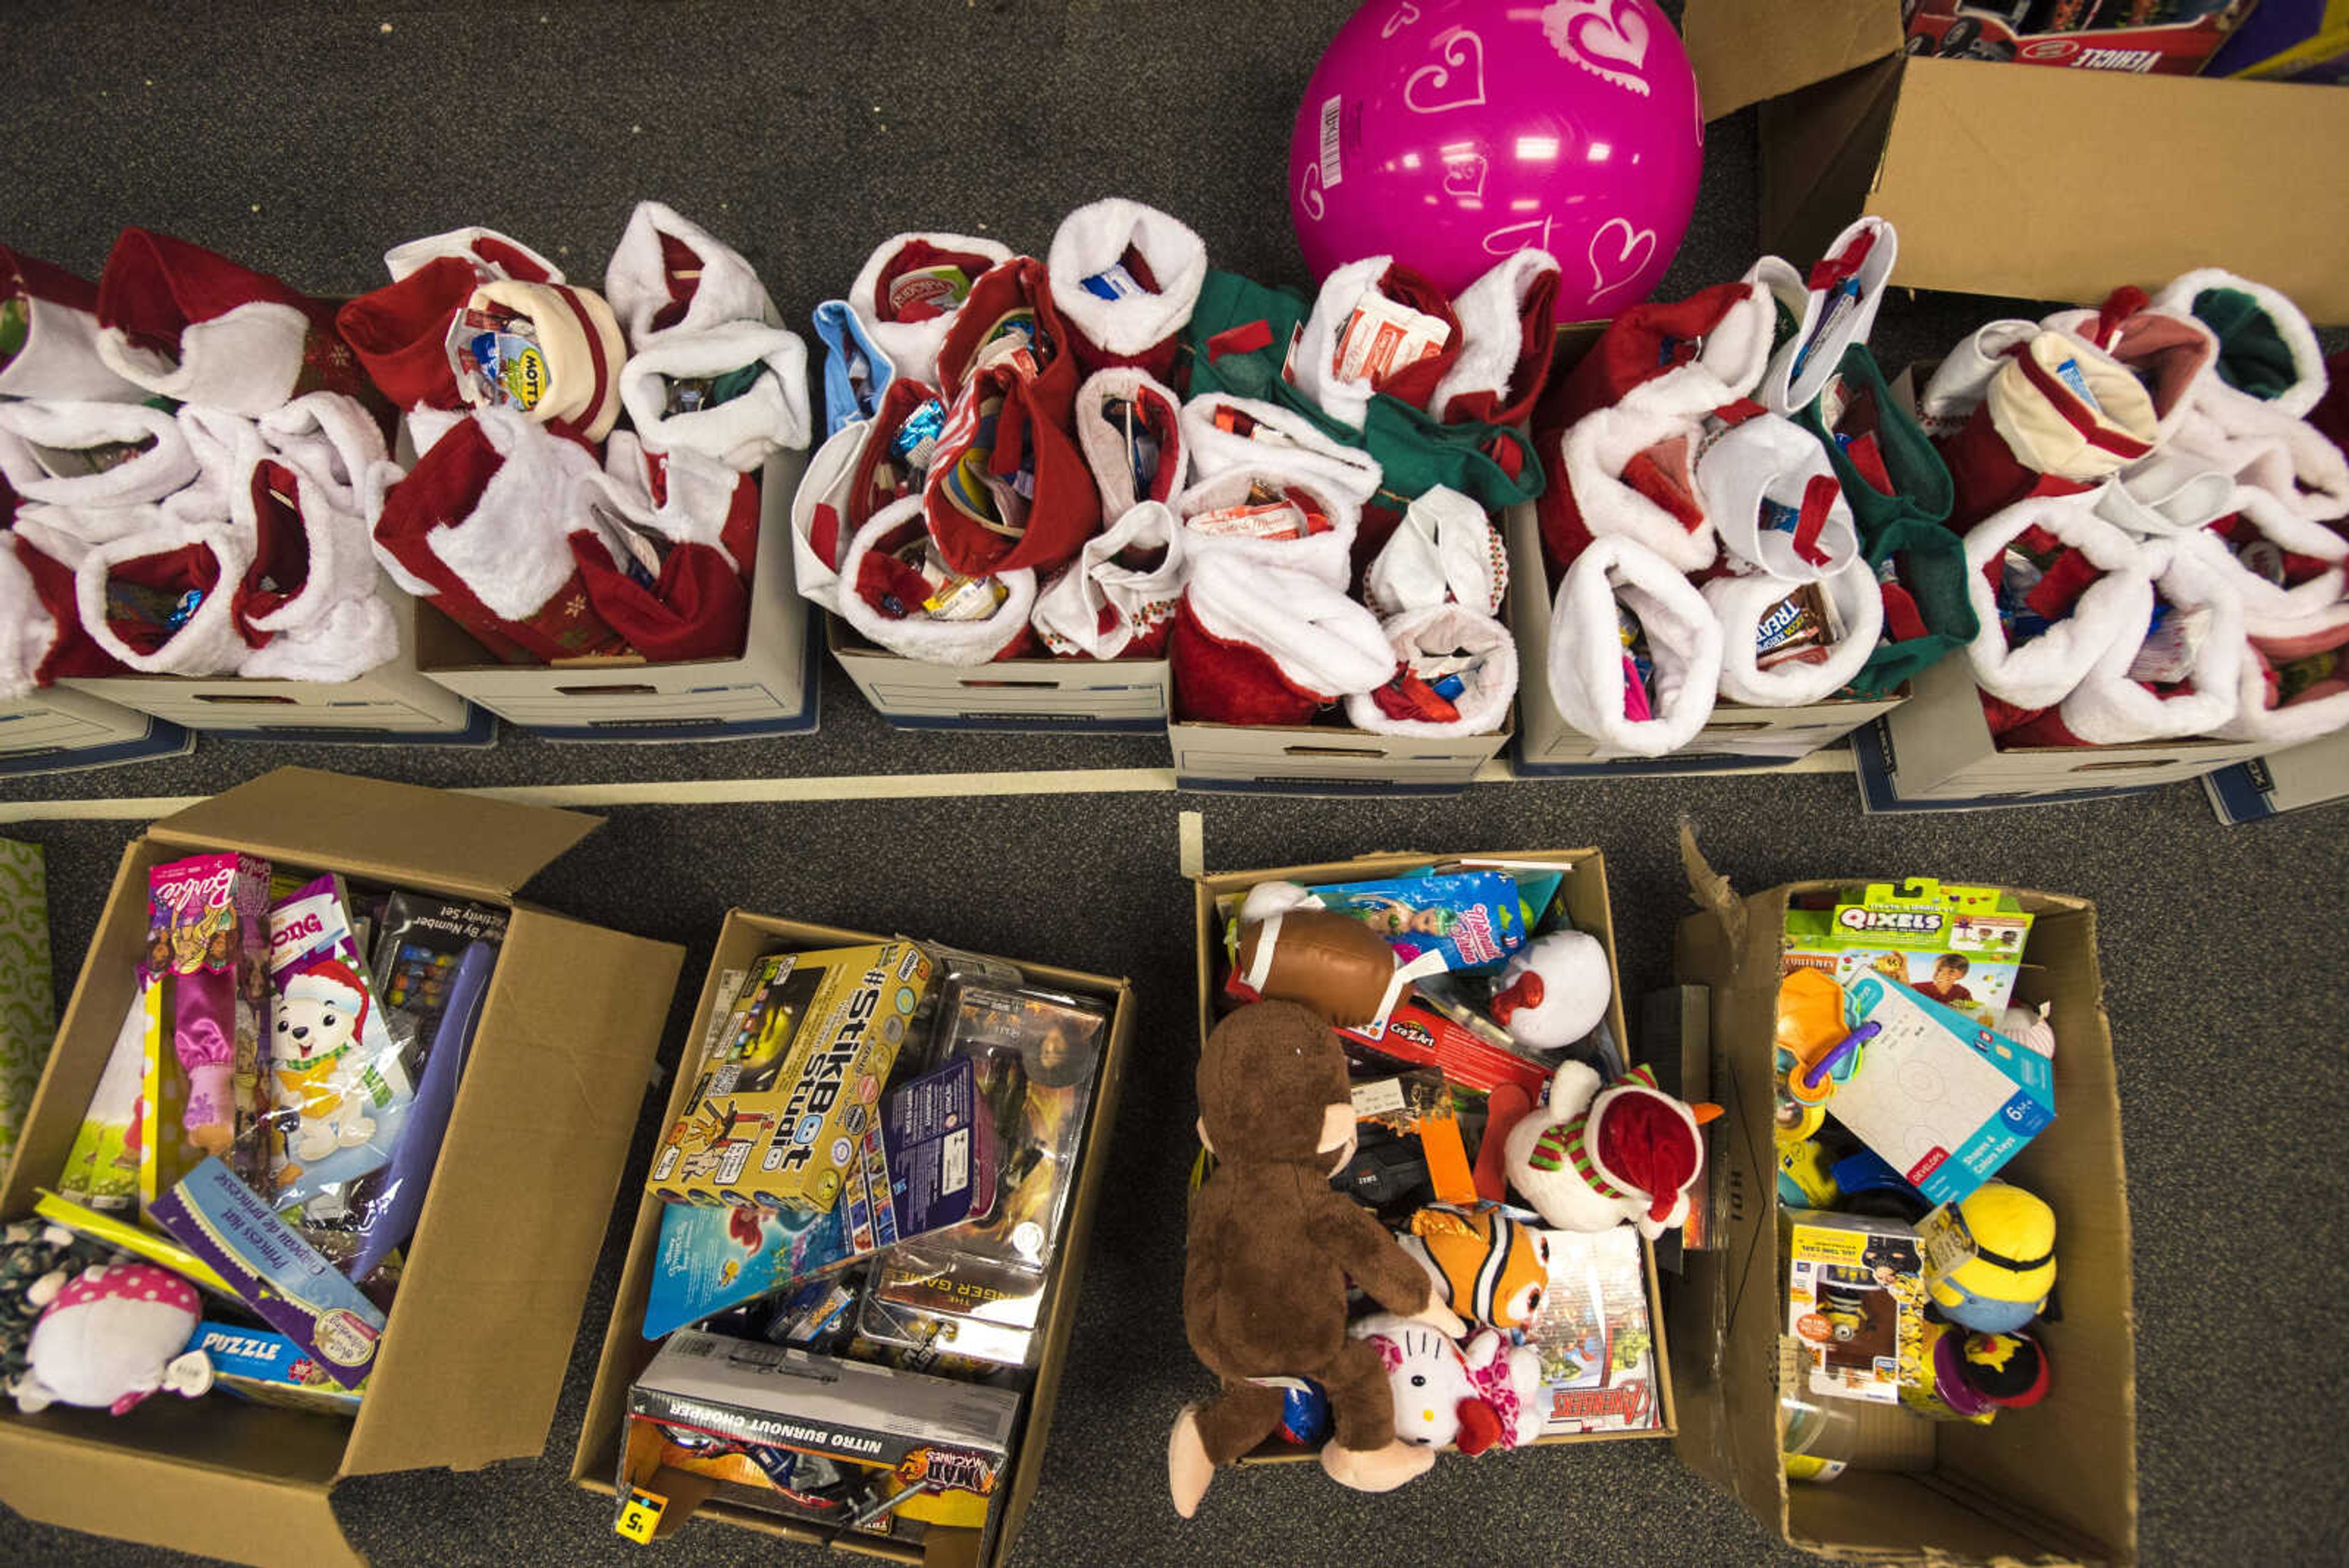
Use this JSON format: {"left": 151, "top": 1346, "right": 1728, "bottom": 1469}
{"left": 1541, "top": 0, "right": 1653, "bottom": 98}
{"left": 1297, "top": 159, "right": 1327, "bottom": 223}
{"left": 1441, "top": 153, "right": 1490, "bottom": 203}
{"left": 1381, "top": 1, "right": 1420, "bottom": 40}
{"left": 1586, "top": 217, "right": 1657, "bottom": 301}
{"left": 1403, "top": 26, "right": 1487, "bottom": 114}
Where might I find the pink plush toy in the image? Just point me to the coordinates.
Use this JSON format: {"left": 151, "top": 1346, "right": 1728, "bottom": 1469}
{"left": 1351, "top": 1312, "right": 1542, "bottom": 1456}
{"left": 9, "top": 1262, "right": 212, "bottom": 1416}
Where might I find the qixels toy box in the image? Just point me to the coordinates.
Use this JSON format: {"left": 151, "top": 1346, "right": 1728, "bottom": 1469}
{"left": 1671, "top": 842, "right": 2136, "bottom": 1567}
{"left": 0, "top": 769, "right": 682, "bottom": 1568}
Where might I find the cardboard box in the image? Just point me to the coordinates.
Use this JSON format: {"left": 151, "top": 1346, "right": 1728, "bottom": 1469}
{"left": 1166, "top": 707, "right": 1511, "bottom": 794}
{"left": 0, "top": 686, "right": 192, "bottom": 777}
{"left": 1671, "top": 847, "right": 2136, "bottom": 1565}
{"left": 1685, "top": 0, "right": 2349, "bottom": 325}
{"left": 1506, "top": 505, "right": 1904, "bottom": 774}
{"left": 1190, "top": 849, "right": 1677, "bottom": 1454}
{"left": 573, "top": 908, "right": 1135, "bottom": 1568}
{"left": 1872, "top": 653, "right": 2266, "bottom": 803}
{"left": 62, "top": 589, "right": 485, "bottom": 742}
{"left": 2205, "top": 726, "right": 2349, "bottom": 823}
{"left": 829, "top": 618, "right": 1171, "bottom": 732}
{"left": 417, "top": 450, "right": 818, "bottom": 741}
{"left": 0, "top": 768, "right": 685, "bottom": 1567}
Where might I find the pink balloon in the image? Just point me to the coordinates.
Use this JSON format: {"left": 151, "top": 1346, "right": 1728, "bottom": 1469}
{"left": 1290, "top": 0, "right": 1704, "bottom": 322}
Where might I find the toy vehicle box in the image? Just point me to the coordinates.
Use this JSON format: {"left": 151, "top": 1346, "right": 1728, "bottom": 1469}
{"left": 618, "top": 1329, "right": 1020, "bottom": 1547}
{"left": 647, "top": 940, "right": 933, "bottom": 1213}
{"left": 1685, "top": 0, "right": 2349, "bottom": 325}
{"left": 1189, "top": 847, "right": 1677, "bottom": 1455}
{"left": 573, "top": 908, "right": 1134, "bottom": 1568}
{"left": 0, "top": 768, "right": 681, "bottom": 1568}
{"left": 1672, "top": 843, "right": 2136, "bottom": 1566}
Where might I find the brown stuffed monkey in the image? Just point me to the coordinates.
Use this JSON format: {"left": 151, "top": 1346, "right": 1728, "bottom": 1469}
{"left": 1170, "top": 1000, "right": 1468, "bottom": 1515}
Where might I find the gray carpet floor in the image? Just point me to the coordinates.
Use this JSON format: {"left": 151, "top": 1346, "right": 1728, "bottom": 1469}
{"left": 4, "top": 3, "right": 2347, "bottom": 1566}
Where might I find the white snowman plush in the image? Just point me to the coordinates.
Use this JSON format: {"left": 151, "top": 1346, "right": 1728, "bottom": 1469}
{"left": 1487, "top": 931, "right": 1612, "bottom": 1051}
{"left": 9, "top": 1262, "right": 212, "bottom": 1416}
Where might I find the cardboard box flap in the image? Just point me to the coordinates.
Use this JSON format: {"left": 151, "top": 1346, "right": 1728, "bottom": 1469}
{"left": 1869, "top": 58, "right": 2349, "bottom": 325}
{"left": 150, "top": 767, "right": 601, "bottom": 900}
{"left": 1684, "top": 0, "right": 1901, "bottom": 120}
{"left": 0, "top": 1416, "right": 357, "bottom": 1568}
{"left": 343, "top": 911, "right": 682, "bottom": 1477}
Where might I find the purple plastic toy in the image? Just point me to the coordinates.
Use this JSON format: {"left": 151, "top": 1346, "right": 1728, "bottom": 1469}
{"left": 1288, "top": 0, "right": 1704, "bottom": 319}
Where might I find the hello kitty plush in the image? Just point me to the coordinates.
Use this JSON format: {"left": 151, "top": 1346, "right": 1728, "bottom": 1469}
{"left": 1350, "top": 1312, "right": 1543, "bottom": 1455}
{"left": 9, "top": 1261, "right": 212, "bottom": 1416}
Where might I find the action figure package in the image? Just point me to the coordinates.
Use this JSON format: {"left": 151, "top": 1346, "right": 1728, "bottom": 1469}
{"left": 649, "top": 942, "right": 935, "bottom": 1213}
{"left": 618, "top": 1329, "right": 1019, "bottom": 1546}
{"left": 929, "top": 981, "right": 1107, "bottom": 1272}
{"left": 1785, "top": 1210, "right": 1927, "bottom": 1406}
{"left": 863, "top": 1249, "right": 1048, "bottom": 1372}
{"left": 1334, "top": 1071, "right": 1476, "bottom": 1217}
{"left": 1526, "top": 1223, "right": 1664, "bottom": 1436}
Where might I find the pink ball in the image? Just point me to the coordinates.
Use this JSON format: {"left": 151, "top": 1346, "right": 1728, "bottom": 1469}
{"left": 1290, "top": 0, "right": 1704, "bottom": 321}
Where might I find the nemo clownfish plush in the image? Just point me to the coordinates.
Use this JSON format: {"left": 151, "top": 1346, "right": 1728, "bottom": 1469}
{"left": 1397, "top": 1207, "right": 1551, "bottom": 1333}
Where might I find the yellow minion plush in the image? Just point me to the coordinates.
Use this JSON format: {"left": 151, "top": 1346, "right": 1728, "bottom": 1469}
{"left": 1398, "top": 1207, "right": 1551, "bottom": 1332}
{"left": 1920, "top": 1182, "right": 2055, "bottom": 1335}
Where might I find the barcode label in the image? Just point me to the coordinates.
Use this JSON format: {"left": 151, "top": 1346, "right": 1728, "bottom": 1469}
{"left": 1318, "top": 95, "right": 1344, "bottom": 188}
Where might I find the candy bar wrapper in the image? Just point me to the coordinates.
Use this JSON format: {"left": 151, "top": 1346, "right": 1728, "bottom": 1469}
{"left": 141, "top": 853, "right": 272, "bottom": 1205}
{"left": 150, "top": 1156, "right": 387, "bottom": 1389}
{"left": 258, "top": 875, "right": 414, "bottom": 1219}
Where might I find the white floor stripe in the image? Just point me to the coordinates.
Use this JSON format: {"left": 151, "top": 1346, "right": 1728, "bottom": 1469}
{"left": 0, "top": 747, "right": 1856, "bottom": 825}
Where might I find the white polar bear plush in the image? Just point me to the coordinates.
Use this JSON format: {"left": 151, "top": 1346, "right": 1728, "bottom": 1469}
{"left": 270, "top": 959, "right": 377, "bottom": 1162}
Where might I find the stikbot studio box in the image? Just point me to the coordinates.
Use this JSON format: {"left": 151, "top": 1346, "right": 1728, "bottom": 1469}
{"left": 648, "top": 942, "right": 933, "bottom": 1213}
